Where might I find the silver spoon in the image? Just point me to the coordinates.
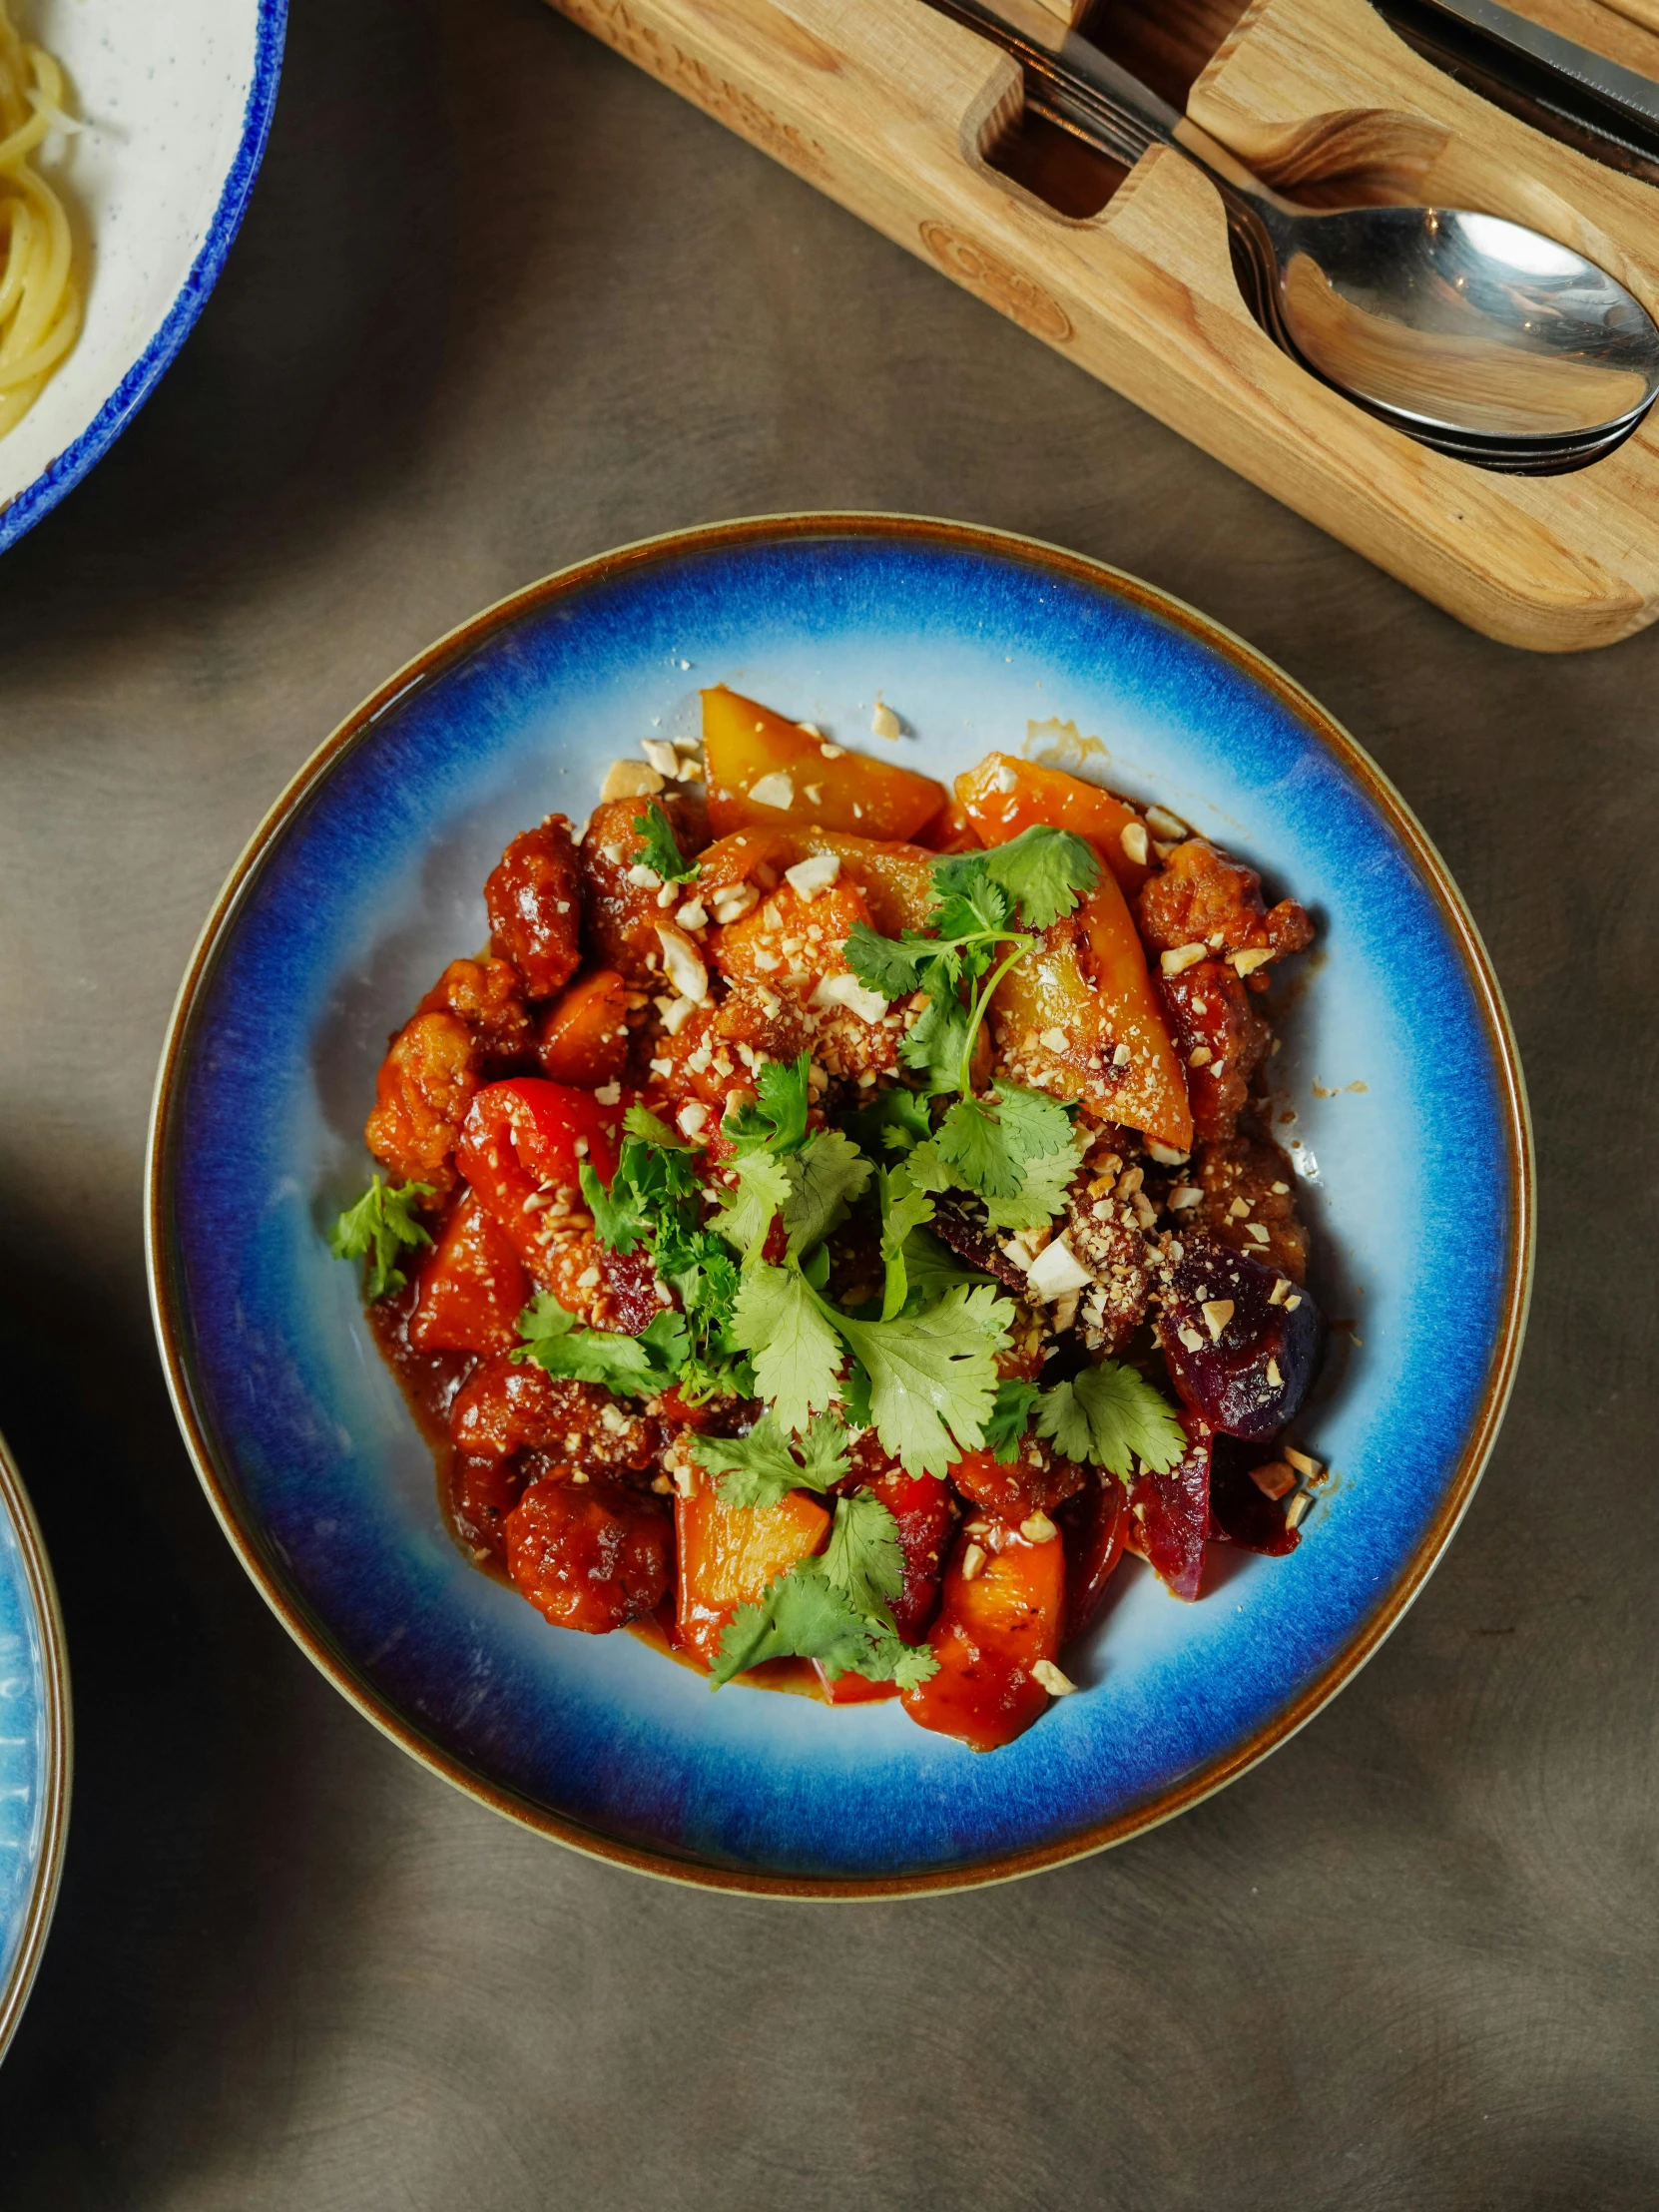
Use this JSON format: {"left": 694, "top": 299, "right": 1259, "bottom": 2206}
{"left": 924, "top": 0, "right": 1659, "bottom": 465}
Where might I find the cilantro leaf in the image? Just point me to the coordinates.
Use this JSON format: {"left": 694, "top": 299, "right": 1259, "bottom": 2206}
{"left": 985, "top": 1379, "right": 1041, "bottom": 1464}
{"left": 933, "top": 1081, "right": 1075, "bottom": 1205}
{"left": 784, "top": 1129, "right": 872, "bottom": 1259}
{"left": 691, "top": 1411, "right": 849, "bottom": 1508}
{"left": 831, "top": 1282, "right": 1011, "bottom": 1477}
{"left": 845, "top": 1085, "right": 932, "bottom": 1159}
{"left": 896, "top": 1226, "right": 981, "bottom": 1312}
{"left": 900, "top": 967, "right": 975, "bottom": 1094}
{"left": 979, "top": 1124, "right": 1090, "bottom": 1232}
{"left": 711, "top": 1149, "right": 793, "bottom": 1263}
{"left": 632, "top": 801, "right": 699, "bottom": 884}
{"left": 843, "top": 920, "right": 933, "bottom": 1001}
{"left": 928, "top": 856, "right": 1012, "bottom": 942}
{"left": 978, "top": 824, "right": 1100, "bottom": 929}
{"left": 711, "top": 1565, "right": 872, "bottom": 1690}
{"left": 624, "top": 1104, "right": 680, "bottom": 1146}
{"left": 723, "top": 1050, "right": 812, "bottom": 1155}
{"left": 512, "top": 1294, "right": 689, "bottom": 1395}
{"left": 1035, "top": 1360, "right": 1186, "bottom": 1477}
{"left": 329, "top": 1175, "right": 434, "bottom": 1302}
{"left": 823, "top": 1486, "right": 905, "bottom": 1624}
{"left": 878, "top": 1163, "right": 936, "bottom": 1321}
{"left": 730, "top": 1263, "right": 843, "bottom": 1432}
{"left": 710, "top": 1493, "right": 940, "bottom": 1691}
{"left": 579, "top": 1160, "right": 645, "bottom": 1255}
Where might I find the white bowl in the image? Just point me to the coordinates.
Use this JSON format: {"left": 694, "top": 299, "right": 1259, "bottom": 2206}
{"left": 0, "top": 0, "right": 285, "bottom": 553}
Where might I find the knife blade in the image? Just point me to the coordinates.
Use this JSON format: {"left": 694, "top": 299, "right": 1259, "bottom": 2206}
{"left": 1375, "top": 0, "right": 1659, "bottom": 182}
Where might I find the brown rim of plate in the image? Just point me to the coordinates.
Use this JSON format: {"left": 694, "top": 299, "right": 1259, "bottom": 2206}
{"left": 145, "top": 512, "right": 1535, "bottom": 1901}
{"left": 0, "top": 1432, "right": 72, "bottom": 2051}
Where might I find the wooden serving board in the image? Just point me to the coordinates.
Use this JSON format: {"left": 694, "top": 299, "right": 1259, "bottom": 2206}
{"left": 547, "top": 0, "right": 1659, "bottom": 650}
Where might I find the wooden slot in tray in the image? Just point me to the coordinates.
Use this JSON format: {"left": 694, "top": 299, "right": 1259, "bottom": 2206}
{"left": 548, "top": 0, "right": 1659, "bottom": 651}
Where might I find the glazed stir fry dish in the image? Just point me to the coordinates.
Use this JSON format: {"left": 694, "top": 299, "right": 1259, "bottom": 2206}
{"left": 331, "top": 687, "right": 1327, "bottom": 1751}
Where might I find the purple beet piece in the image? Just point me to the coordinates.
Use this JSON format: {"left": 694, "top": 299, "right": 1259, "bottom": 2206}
{"left": 1208, "top": 1434, "right": 1301, "bottom": 1557}
{"left": 1155, "top": 1233, "right": 1325, "bottom": 1440}
{"left": 1127, "top": 1413, "right": 1212, "bottom": 1602}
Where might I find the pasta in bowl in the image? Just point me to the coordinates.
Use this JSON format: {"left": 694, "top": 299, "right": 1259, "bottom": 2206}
{"left": 0, "top": 0, "right": 283, "bottom": 554}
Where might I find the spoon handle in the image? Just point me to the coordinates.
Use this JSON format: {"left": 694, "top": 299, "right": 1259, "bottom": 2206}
{"left": 918, "top": 0, "right": 1288, "bottom": 223}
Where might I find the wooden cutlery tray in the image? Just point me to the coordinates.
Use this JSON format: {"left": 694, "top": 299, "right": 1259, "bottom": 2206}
{"left": 548, "top": 0, "right": 1659, "bottom": 650}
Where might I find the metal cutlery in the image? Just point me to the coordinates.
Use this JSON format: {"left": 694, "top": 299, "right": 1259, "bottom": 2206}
{"left": 923, "top": 0, "right": 1659, "bottom": 469}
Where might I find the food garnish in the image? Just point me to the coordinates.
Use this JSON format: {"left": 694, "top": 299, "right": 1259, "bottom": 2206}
{"left": 333, "top": 689, "right": 1325, "bottom": 1749}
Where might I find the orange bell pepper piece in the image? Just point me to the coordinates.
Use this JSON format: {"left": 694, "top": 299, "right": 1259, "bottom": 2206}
{"left": 901, "top": 1518, "right": 1067, "bottom": 1751}
{"left": 674, "top": 1473, "right": 830, "bottom": 1672}
{"left": 992, "top": 868, "right": 1194, "bottom": 1153}
{"left": 703, "top": 686, "right": 945, "bottom": 842}
{"left": 956, "top": 753, "right": 1151, "bottom": 897}
{"left": 695, "top": 826, "right": 939, "bottom": 935}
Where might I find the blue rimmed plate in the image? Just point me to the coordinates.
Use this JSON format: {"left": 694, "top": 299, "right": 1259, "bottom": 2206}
{"left": 146, "top": 516, "right": 1532, "bottom": 1897}
{"left": 0, "top": 0, "right": 285, "bottom": 556}
{"left": 0, "top": 1431, "right": 70, "bottom": 2055}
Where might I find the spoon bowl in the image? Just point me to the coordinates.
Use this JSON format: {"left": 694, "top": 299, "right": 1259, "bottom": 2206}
{"left": 925, "top": 0, "right": 1659, "bottom": 466}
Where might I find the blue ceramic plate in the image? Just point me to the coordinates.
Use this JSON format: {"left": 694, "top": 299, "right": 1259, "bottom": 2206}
{"left": 147, "top": 517, "right": 1532, "bottom": 1897}
{"left": 0, "top": 1431, "right": 70, "bottom": 2054}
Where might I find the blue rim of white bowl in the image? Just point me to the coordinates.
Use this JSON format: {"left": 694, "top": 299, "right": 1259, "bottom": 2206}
{"left": 0, "top": 0, "right": 288, "bottom": 558}
{"left": 146, "top": 513, "right": 1535, "bottom": 1898}
{"left": 0, "top": 1433, "right": 71, "bottom": 2062}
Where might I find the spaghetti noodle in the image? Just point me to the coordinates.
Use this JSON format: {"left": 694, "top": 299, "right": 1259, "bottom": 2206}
{"left": 0, "top": 2, "right": 80, "bottom": 441}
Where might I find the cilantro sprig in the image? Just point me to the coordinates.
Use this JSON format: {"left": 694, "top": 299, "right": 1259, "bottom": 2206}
{"left": 710, "top": 1488, "right": 938, "bottom": 1691}
{"left": 632, "top": 801, "right": 699, "bottom": 885}
{"left": 512, "top": 1294, "right": 689, "bottom": 1395}
{"left": 578, "top": 1105, "right": 749, "bottom": 1400}
{"left": 845, "top": 827, "right": 1099, "bottom": 1101}
{"left": 329, "top": 1175, "right": 434, "bottom": 1301}
{"left": 690, "top": 1411, "right": 849, "bottom": 1509}
{"left": 843, "top": 830, "right": 1099, "bottom": 1225}
{"left": 1035, "top": 1361, "right": 1186, "bottom": 1478}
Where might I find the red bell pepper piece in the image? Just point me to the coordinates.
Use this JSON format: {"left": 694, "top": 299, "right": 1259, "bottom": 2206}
{"left": 408, "top": 1194, "right": 530, "bottom": 1359}
{"left": 456, "top": 1078, "right": 621, "bottom": 1258}
{"left": 1127, "top": 1414, "right": 1212, "bottom": 1601}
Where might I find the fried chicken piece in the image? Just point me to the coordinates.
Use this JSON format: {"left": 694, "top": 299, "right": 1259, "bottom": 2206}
{"left": 450, "top": 1359, "right": 661, "bottom": 1468}
{"left": 580, "top": 790, "right": 711, "bottom": 982}
{"left": 364, "top": 957, "right": 533, "bottom": 1194}
{"left": 1157, "top": 959, "right": 1271, "bottom": 1144}
{"left": 1137, "top": 839, "right": 1313, "bottom": 966}
{"left": 486, "top": 815, "right": 584, "bottom": 998}
{"left": 1176, "top": 1131, "right": 1309, "bottom": 1284}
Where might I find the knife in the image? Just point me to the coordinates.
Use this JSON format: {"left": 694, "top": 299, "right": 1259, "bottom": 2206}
{"left": 1373, "top": 0, "right": 1659, "bottom": 183}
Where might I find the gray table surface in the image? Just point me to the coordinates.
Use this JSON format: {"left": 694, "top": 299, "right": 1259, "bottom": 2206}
{"left": 1, "top": 2, "right": 1654, "bottom": 2205}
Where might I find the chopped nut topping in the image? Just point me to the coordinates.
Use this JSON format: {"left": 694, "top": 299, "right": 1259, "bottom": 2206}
{"left": 1232, "top": 947, "right": 1275, "bottom": 977}
{"left": 1031, "top": 1659, "right": 1076, "bottom": 1698}
{"left": 1266, "top": 1357, "right": 1282, "bottom": 1385}
{"left": 960, "top": 1541, "right": 987, "bottom": 1583}
{"left": 1160, "top": 942, "right": 1208, "bottom": 976}
{"left": 1285, "top": 1492, "right": 1312, "bottom": 1529}
{"left": 1026, "top": 1236, "right": 1093, "bottom": 1300}
{"left": 1145, "top": 1140, "right": 1189, "bottom": 1167}
{"left": 1112, "top": 1042, "right": 1131, "bottom": 1066}
{"left": 747, "top": 770, "right": 795, "bottom": 810}
{"left": 1039, "top": 1026, "right": 1069, "bottom": 1052}
{"left": 1202, "top": 1298, "right": 1235, "bottom": 1341}
{"left": 813, "top": 971, "right": 887, "bottom": 1025}
{"left": 1170, "top": 1186, "right": 1202, "bottom": 1211}
{"left": 785, "top": 851, "right": 841, "bottom": 900}
{"left": 1120, "top": 820, "right": 1150, "bottom": 868}
{"left": 712, "top": 882, "right": 760, "bottom": 924}
{"left": 1250, "top": 1460, "right": 1297, "bottom": 1500}
{"left": 626, "top": 862, "right": 662, "bottom": 889}
{"left": 1145, "top": 804, "right": 1187, "bottom": 841}
{"left": 1283, "top": 1445, "right": 1322, "bottom": 1478}
{"left": 870, "top": 698, "right": 902, "bottom": 740}
{"left": 1188, "top": 1045, "right": 1213, "bottom": 1068}
{"left": 1268, "top": 1276, "right": 1291, "bottom": 1306}
{"left": 600, "top": 758, "right": 664, "bottom": 803}
{"left": 677, "top": 1102, "right": 709, "bottom": 1139}
{"left": 655, "top": 924, "right": 709, "bottom": 1005}
{"left": 676, "top": 897, "right": 709, "bottom": 930}
{"left": 1019, "top": 1512, "right": 1058, "bottom": 1544}
{"left": 641, "top": 737, "right": 680, "bottom": 779}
